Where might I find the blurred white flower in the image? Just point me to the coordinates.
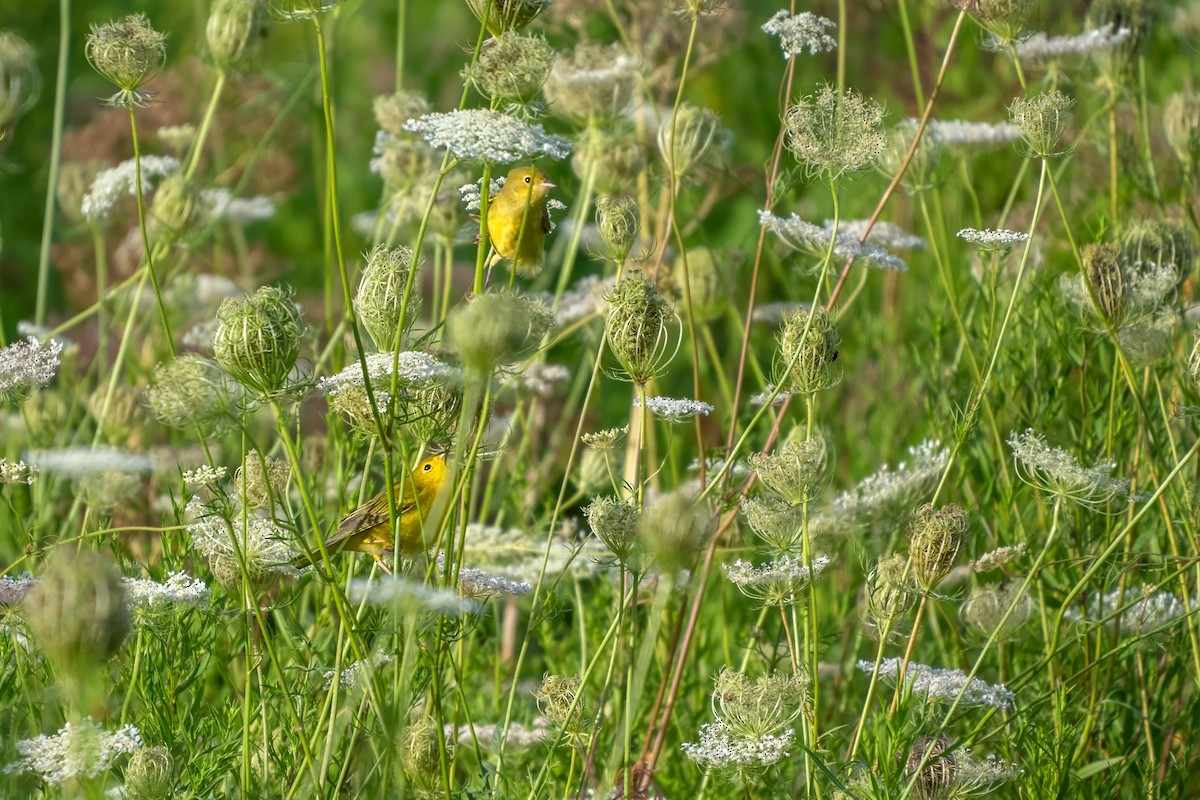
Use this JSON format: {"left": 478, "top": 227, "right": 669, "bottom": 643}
{"left": 5, "top": 718, "right": 142, "bottom": 785}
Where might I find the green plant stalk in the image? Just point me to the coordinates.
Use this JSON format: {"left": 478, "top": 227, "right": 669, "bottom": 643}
{"left": 185, "top": 69, "right": 227, "bottom": 181}
{"left": 34, "top": 0, "right": 70, "bottom": 326}
{"left": 128, "top": 107, "right": 177, "bottom": 356}
{"left": 119, "top": 624, "right": 144, "bottom": 725}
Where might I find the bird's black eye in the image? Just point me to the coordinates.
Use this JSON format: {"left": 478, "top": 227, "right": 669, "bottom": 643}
{"left": 524, "top": 175, "right": 531, "bottom": 184}
{"left": 424, "top": 463, "right": 432, "bottom": 471}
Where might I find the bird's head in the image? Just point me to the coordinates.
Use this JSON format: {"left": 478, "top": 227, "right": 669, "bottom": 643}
{"left": 502, "top": 166, "right": 555, "bottom": 204}
{"left": 415, "top": 453, "right": 448, "bottom": 491}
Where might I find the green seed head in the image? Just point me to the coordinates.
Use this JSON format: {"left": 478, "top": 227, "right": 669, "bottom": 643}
{"left": 465, "top": 31, "right": 554, "bottom": 105}
{"left": 1083, "top": 242, "right": 1127, "bottom": 327}
{"left": 639, "top": 489, "right": 713, "bottom": 572}
{"left": 903, "top": 734, "right": 957, "bottom": 800}
{"left": 1008, "top": 89, "right": 1074, "bottom": 158}
{"left": 748, "top": 430, "right": 832, "bottom": 506}
{"left": 596, "top": 195, "right": 640, "bottom": 265}
{"left": 573, "top": 128, "right": 645, "bottom": 195}
{"left": 447, "top": 291, "right": 553, "bottom": 375}
{"left": 25, "top": 547, "right": 130, "bottom": 673}
{"left": 775, "top": 306, "right": 842, "bottom": 396}
{"left": 545, "top": 43, "right": 639, "bottom": 127}
{"left": 585, "top": 495, "right": 640, "bottom": 563}
{"left": 669, "top": 246, "right": 731, "bottom": 324}
{"left": 206, "top": 0, "right": 263, "bottom": 72}
{"left": 146, "top": 354, "right": 241, "bottom": 435}
{"left": 355, "top": 245, "right": 422, "bottom": 352}
{"left": 235, "top": 449, "right": 290, "bottom": 509}
{"left": 961, "top": 582, "right": 1034, "bottom": 642}
{"left": 1164, "top": 91, "right": 1200, "bottom": 179}
{"left": 741, "top": 495, "right": 805, "bottom": 554}
{"left": 150, "top": 174, "right": 201, "bottom": 244}
{"left": 604, "top": 271, "right": 675, "bottom": 385}
{"left": 85, "top": 14, "right": 167, "bottom": 104}
{"left": 464, "top": 0, "right": 553, "bottom": 37}
{"left": 961, "top": 0, "right": 1034, "bottom": 44}
{"left": 1120, "top": 219, "right": 1196, "bottom": 281}
{"left": 907, "top": 503, "right": 969, "bottom": 591}
{"left": 657, "top": 104, "right": 729, "bottom": 184}
{"left": 785, "top": 85, "right": 886, "bottom": 182}
{"left": 879, "top": 117, "right": 943, "bottom": 193}
{"left": 124, "top": 746, "right": 174, "bottom": 800}
{"left": 866, "top": 553, "right": 915, "bottom": 625}
{"left": 535, "top": 674, "right": 588, "bottom": 742}
{"left": 213, "top": 285, "right": 304, "bottom": 395}
{"left": 712, "top": 669, "right": 806, "bottom": 739}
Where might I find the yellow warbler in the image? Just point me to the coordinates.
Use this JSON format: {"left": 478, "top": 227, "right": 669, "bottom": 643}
{"left": 320, "top": 454, "right": 448, "bottom": 569}
{"left": 486, "top": 166, "right": 555, "bottom": 277}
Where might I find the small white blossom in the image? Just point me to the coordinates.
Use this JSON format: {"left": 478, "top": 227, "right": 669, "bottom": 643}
{"left": 1007, "top": 429, "right": 1129, "bottom": 509}
{"left": 404, "top": 109, "right": 572, "bottom": 164}
{"left": 0, "top": 573, "right": 38, "bottom": 606}
{"left": 828, "top": 219, "right": 925, "bottom": 250}
{"left": 751, "top": 303, "right": 809, "bottom": 325}
{"left": 462, "top": 521, "right": 606, "bottom": 584}
{"left": 1014, "top": 24, "right": 1132, "bottom": 63}
{"left": 0, "top": 458, "right": 39, "bottom": 485}
{"left": 323, "top": 652, "right": 393, "bottom": 689}
{"left": 749, "top": 386, "right": 792, "bottom": 406}
{"left": 201, "top": 188, "right": 277, "bottom": 224}
{"left": 187, "top": 500, "right": 303, "bottom": 578}
{"left": 459, "top": 177, "right": 507, "bottom": 213}
{"left": 507, "top": 363, "right": 571, "bottom": 396}
{"left": 829, "top": 440, "right": 949, "bottom": 526}
{"left": 317, "top": 352, "right": 460, "bottom": 398}
{"left": 722, "top": 554, "right": 830, "bottom": 606}
{"left": 548, "top": 275, "right": 611, "bottom": 327}
{"left": 761, "top": 210, "right": 909, "bottom": 271}
{"left": 682, "top": 720, "right": 794, "bottom": 769}
{"left": 860, "top": 658, "right": 1014, "bottom": 709}
{"left": 634, "top": 396, "right": 715, "bottom": 422}
{"left": 970, "top": 542, "right": 1027, "bottom": 572}
{"left": 347, "top": 575, "right": 478, "bottom": 615}
{"left": 929, "top": 119, "right": 1022, "bottom": 149}
{"left": 445, "top": 720, "right": 549, "bottom": 749}
{"left": 0, "top": 336, "right": 65, "bottom": 403}
{"left": 761, "top": 10, "right": 837, "bottom": 58}
{"left": 5, "top": 719, "right": 142, "bottom": 785}
{"left": 24, "top": 446, "right": 153, "bottom": 478}
{"left": 957, "top": 227, "right": 1030, "bottom": 249}
{"left": 183, "top": 464, "right": 226, "bottom": 488}
{"left": 122, "top": 572, "right": 211, "bottom": 611}
{"left": 1066, "top": 587, "right": 1186, "bottom": 637}
{"left": 82, "top": 155, "right": 180, "bottom": 222}
{"left": 456, "top": 565, "right": 533, "bottom": 598}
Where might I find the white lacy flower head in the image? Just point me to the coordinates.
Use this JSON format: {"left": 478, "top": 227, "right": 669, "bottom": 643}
{"left": 317, "top": 352, "right": 460, "bottom": 398}
{"left": 5, "top": 718, "right": 142, "bottom": 785}
{"left": 928, "top": 119, "right": 1021, "bottom": 150}
{"left": 860, "top": 658, "right": 1015, "bottom": 709}
{"left": 722, "top": 554, "right": 830, "bottom": 606}
{"left": 1007, "top": 429, "right": 1130, "bottom": 510}
{"left": 761, "top": 11, "right": 836, "bottom": 58}
{"left": 122, "top": 572, "right": 211, "bottom": 612}
{"left": 681, "top": 720, "right": 794, "bottom": 770}
{"left": 760, "top": 210, "right": 909, "bottom": 271}
{"left": 404, "top": 109, "right": 572, "bottom": 164}
{"left": 24, "top": 446, "right": 153, "bottom": 479}
{"left": 0, "top": 458, "right": 39, "bottom": 485}
{"left": 749, "top": 385, "right": 792, "bottom": 407}
{"left": 829, "top": 219, "right": 925, "bottom": 251}
{"left": 829, "top": 439, "right": 949, "bottom": 527}
{"left": 957, "top": 227, "right": 1030, "bottom": 250}
{"left": 455, "top": 565, "right": 533, "bottom": 599}
{"left": 347, "top": 575, "right": 478, "bottom": 615}
{"left": 506, "top": 363, "right": 571, "bottom": 396}
{"left": 82, "top": 155, "right": 180, "bottom": 222}
{"left": 201, "top": 188, "right": 277, "bottom": 225}
{"left": 187, "top": 500, "right": 303, "bottom": 578}
{"left": 1065, "top": 586, "right": 1185, "bottom": 637}
{"left": 548, "top": 275, "right": 611, "bottom": 327}
{"left": 323, "top": 652, "right": 394, "bottom": 689}
{"left": 461, "top": 520, "right": 606, "bottom": 584}
{"left": 0, "top": 573, "right": 38, "bottom": 606}
{"left": 1014, "top": 24, "right": 1132, "bottom": 63}
{"left": 458, "top": 176, "right": 507, "bottom": 213}
{"left": 183, "top": 464, "right": 227, "bottom": 489}
{"left": 0, "top": 336, "right": 65, "bottom": 404}
{"left": 634, "top": 395, "right": 715, "bottom": 422}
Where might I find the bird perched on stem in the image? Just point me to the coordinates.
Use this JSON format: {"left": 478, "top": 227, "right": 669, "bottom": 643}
{"left": 485, "top": 165, "right": 555, "bottom": 278}
{"left": 313, "top": 454, "right": 448, "bottom": 573}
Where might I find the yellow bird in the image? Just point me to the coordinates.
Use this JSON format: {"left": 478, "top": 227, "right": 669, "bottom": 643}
{"left": 320, "top": 454, "right": 448, "bottom": 572}
{"left": 486, "top": 166, "right": 555, "bottom": 277}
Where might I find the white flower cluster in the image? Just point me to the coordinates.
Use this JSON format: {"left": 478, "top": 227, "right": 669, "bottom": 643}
{"left": 1066, "top": 587, "right": 1185, "bottom": 637}
{"left": 682, "top": 720, "right": 794, "bottom": 769}
{"left": 830, "top": 440, "right": 949, "bottom": 525}
{"left": 761, "top": 10, "right": 837, "bottom": 58}
{"left": 445, "top": 720, "right": 549, "bottom": 749}
{"left": 458, "top": 176, "right": 508, "bottom": 213}
{"left": 1007, "top": 429, "right": 1129, "bottom": 510}
{"left": 549, "top": 275, "right": 611, "bottom": 327}
{"left": 970, "top": 542, "right": 1027, "bottom": 572}
{"left": 82, "top": 155, "right": 180, "bottom": 222}
{"left": 760, "top": 210, "right": 909, "bottom": 271}
{"left": 404, "top": 109, "right": 572, "bottom": 164}
{"left": 122, "top": 572, "right": 211, "bottom": 611}
{"left": 508, "top": 363, "right": 571, "bottom": 396}
{"left": 633, "top": 395, "right": 715, "bottom": 422}
{"left": 749, "top": 384, "right": 792, "bottom": 406}
{"left": 861, "top": 658, "right": 1015, "bottom": 709}
{"left": 323, "top": 652, "right": 394, "bottom": 689}
{"left": 347, "top": 575, "right": 478, "bottom": 615}
{"left": 24, "top": 446, "right": 153, "bottom": 478}
{"left": 183, "top": 464, "right": 227, "bottom": 488}
{"left": 461, "top": 521, "right": 606, "bottom": 584}
{"left": 0, "top": 573, "right": 37, "bottom": 606}
{"left": 456, "top": 565, "right": 533, "bottom": 598}
{"left": 928, "top": 119, "right": 1022, "bottom": 149}
{"left": 187, "top": 500, "right": 303, "bottom": 577}
{"left": 0, "top": 336, "right": 65, "bottom": 403}
{"left": 722, "top": 555, "right": 830, "bottom": 606}
{"left": 5, "top": 718, "right": 142, "bottom": 785}
{"left": 200, "top": 188, "right": 277, "bottom": 225}
{"left": 957, "top": 227, "right": 1030, "bottom": 249}
{"left": 830, "top": 219, "right": 926, "bottom": 251}
{"left": 317, "top": 352, "right": 459, "bottom": 399}
{"left": 1014, "top": 24, "right": 1131, "bottom": 63}
{"left": 0, "top": 458, "right": 39, "bottom": 485}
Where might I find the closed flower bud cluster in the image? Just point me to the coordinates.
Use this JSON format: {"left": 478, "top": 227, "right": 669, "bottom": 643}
{"left": 355, "top": 245, "right": 422, "bottom": 352}
{"left": 585, "top": 495, "right": 640, "bottom": 564}
{"left": 604, "top": 271, "right": 676, "bottom": 384}
{"left": 711, "top": 669, "right": 806, "bottom": 740}
{"left": 535, "top": 674, "right": 589, "bottom": 745}
{"left": 544, "top": 43, "right": 639, "bottom": 127}
{"left": 657, "top": 104, "right": 729, "bottom": 184}
{"left": 448, "top": 291, "right": 553, "bottom": 374}
{"left": 1083, "top": 242, "right": 1126, "bottom": 326}
{"left": 401, "top": 716, "right": 446, "bottom": 785}
{"left": 741, "top": 495, "right": 805, "bottom": 553}
{"left": 465, "top": 31, "right": 554, "bottom": 106}
{"left": 235, "top": 449, "right": 290, "bottom": 509}
{"left": 25, "top": 548, "right": 130, "bottom": 673}
{"left": 958, "top": 0, "right": 1034, "bottom": 44}
{"left": 1165, "top": 91, "right": 1200, "bottom": 180}
{"left": 85, "top": 14, "right": 167, "bottom": 107}
{"left": 150, "top": 174, "right": 201, "bottom": 244}
{"left": 206, "top": 0, "right": 263, "bottom": 72}
{"left": 1008, "top": 89, "right": 1073, "bottom": 158}
{"left": 775, "top": 306, "right": 842, "bottom": 396}
{"left": 786, "top": 85, "right": 886, "bottom": 181}
{"left": 146, "top": 354, "right": 241, "bottom": 435}
{"left": 639, "top": 489, "right": 713, "bottom": 572}
{"left": 0, "top": 31, "right": 40, "bottom": 134}
{"left": 749, "top": 432, "right": 832, "bottom": 507}
{"left": 961, "top": 582, "right": 1034, "bottom": 641}
{"left": 213, "top": 284, "right": 304, "bottom": 395}
{"left": 124, "top": 745, "right": 173, "bottom": 800}
{"left": 866, "top": 553, "right": 916, "bottom": 633}
{"left": 907, "top": 503, "right": 968, "bottom": 591}
{"left": 465, "top": 0, "right": 553, "bottom": 37}
{"left": 596, "top": 195, "right": 640, "bottom": 264}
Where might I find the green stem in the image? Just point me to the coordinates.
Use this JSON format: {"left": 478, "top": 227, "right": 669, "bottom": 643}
{"left": 128, "top": 106, "right": 176, "bottom": 356}
{"left": 35, "top": 0, "right": 70, "bottom": 326}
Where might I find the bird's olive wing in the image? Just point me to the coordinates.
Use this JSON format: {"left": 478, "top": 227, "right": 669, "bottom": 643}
{"left": 540, "top": 205, "right": 551, "bottom": 235}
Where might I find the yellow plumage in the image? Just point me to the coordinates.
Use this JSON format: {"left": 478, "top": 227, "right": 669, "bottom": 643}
{"left": 322, "top": 455, "right": 448, "bottom": 567}
{"left": 486, "top": 166, "right": 555, "bottom": 277}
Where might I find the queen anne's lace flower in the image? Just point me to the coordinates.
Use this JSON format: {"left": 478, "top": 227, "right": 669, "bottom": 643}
{"left": 122, "top": 572, "right": 211, "bottom": 611}
{"left": 0, "top": 458, "right": 39, "bottom": 485}
{"left": 957, "top": 228, "right": 1030, "bottom": 249}
{"left": 761, "top": 11, "right": 836, "bottom": 58}
{"left": 81, "top": 155, "right": 179, "bottom": 222}
{"left": 0, "top": 574, "right": 38, "bottom": 606}
{"left": 404, "top": 109, "right": 571, "bottom": 163}
{"left": 633, "top": 396, "right": 715, "bottom": 422}
{"left": 317, "top": 352, "right": 460, "bottom": 397}
{"left": 859, "top": 658, "right": 1015, "bottom": 709}
{"left": 0, "top": 336, "right": 65, "bottom": 404}
{"left": 929, "top": 119, "right": 1021, "bottom": 149}
{"left": 1066, "top": 587, "right": 1185, "bottom": 637}
{"left": 346, "top": 576, "right": 478, "bottom": 615}
{"left": 760, "top": 211, "right": 909, "bottom": 271}
{"left": 682, "top": 721, "right": 794, "bottom": 769}
{"left": 722, "top": 555, "right": 830, "bottom": 606}
{"left": 1007, "top": 429, "right": 1129, "bottom": 509}
{"left": 1014, "top": 24, "right": 1131, "bottom": 63}
{"left": 5, "top": 719, "right": 142, "bottom": 785}
{"left": 24, "top": 447, "right": 153, "bottom": 478}
{"left": 201, "top": 188, "right": 276, "bottom": 224}
{"left": 323, "top": 652, "right": 393, "bottom": 689}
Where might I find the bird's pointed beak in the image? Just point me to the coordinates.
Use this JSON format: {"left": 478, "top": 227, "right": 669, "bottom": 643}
{"left": 539, "top": 180, "right": 556, "bottom": 189}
